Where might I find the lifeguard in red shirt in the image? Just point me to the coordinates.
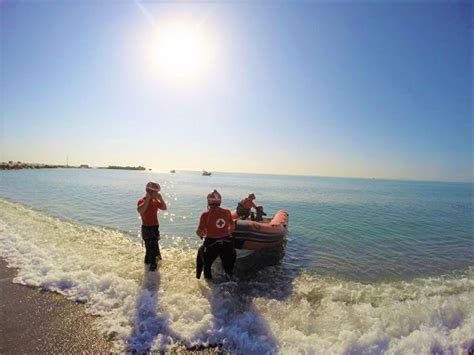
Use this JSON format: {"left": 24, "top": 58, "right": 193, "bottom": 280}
{"left": 137, "top": 181, "right": 167, "bottom": 271}
{"left": 196, "top": 190, "right": 235, "bottom": 280}
{"left": 236, "top": 193, "right": 257, "bottom": 220}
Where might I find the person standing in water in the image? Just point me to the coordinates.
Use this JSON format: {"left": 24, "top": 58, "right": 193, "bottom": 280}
{"left": 196, "top": 189, "right": 235, "bottom": 280}
{"left": 137, "top": 181, "right": 167, "bottom": 271}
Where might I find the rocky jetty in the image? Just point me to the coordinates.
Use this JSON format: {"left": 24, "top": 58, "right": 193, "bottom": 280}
{"left": 99, "top": 165, "right": 146, "bottom": 171}
{"left": 1, "top": 162, "right": 147, "bottom": 171}
{"left": 0, "top": 161, "right": 75, "bottom": 170}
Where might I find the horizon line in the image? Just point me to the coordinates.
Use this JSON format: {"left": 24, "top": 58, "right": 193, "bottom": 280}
{"left": 1, "top": 160, "right": 472, "bottom": 184}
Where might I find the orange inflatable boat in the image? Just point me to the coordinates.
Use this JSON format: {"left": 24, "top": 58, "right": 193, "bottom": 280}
{"left": 231, "top": 210, "right": 289, "bottom": 250}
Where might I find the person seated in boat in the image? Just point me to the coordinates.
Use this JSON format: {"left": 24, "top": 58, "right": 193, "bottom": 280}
{"left": 195, "top": 190, "right": 235, "bottom": 280}
{"left": 236, "top": 193, "right": 257, "bottom": 220}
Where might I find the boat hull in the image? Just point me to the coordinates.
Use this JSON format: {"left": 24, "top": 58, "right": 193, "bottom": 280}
{"left": 232, "top": 210, "right": 289, "bottom": 250}
{"left": 209, "top": 210, "right": 289, "bottom": 276}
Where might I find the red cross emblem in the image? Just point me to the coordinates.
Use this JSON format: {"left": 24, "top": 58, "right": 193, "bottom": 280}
{"left": 216, "top": 218, "right": 225, "bottom": 228}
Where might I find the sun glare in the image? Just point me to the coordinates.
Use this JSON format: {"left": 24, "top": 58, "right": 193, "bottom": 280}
{"left": 147, "top": 22, "right": 216, "bottom": 85}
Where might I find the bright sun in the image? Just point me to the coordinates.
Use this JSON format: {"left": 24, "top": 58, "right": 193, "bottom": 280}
{"left": 148, "top": 22, "right": 216, "bottom": 85}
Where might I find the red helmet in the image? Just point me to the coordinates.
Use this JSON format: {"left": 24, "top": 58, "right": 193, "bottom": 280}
{"left": 207, "top": 189, "right": 222, "bottom": 206}
{"left": 248, "top": 193, "right": 256, "bottom": 200}
{"left": 146, "top": 181, "right": 160, "bottom": 193}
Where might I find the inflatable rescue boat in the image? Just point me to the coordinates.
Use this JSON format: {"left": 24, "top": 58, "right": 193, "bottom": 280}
{"left": 231, "top": 210, "right": 289, "bottom": 250}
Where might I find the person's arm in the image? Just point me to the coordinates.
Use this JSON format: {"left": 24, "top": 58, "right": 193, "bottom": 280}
{"left": 196, "top": 213, "right": 206, "bottom": 239}
{"left": 251, "top": 201, "right": 257, "bottom": 209}
{"left": 155, "top": 192, "right": 167, "bottom": 210}
{"left": 196, "top": 229, "right": 205, "bottom": 238}
{"left": 137, "top": 194, "right": 152, "bottom": 214}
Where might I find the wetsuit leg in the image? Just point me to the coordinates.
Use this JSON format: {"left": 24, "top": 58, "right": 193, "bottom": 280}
{"left": 142, "top": 233, "right": 152, "bottom": 264}
{"left": 142, "top": 226, "right": 159, "bottom": 270}
{"left": 155, "top": 230, "right": 162, "bottom": 261}
{"left": 203, "top": 241, "right": 220, "bottom": 279}
{"left": 196, "top": 245, "right": 204, "bottom": 279}
{"left": 220, "top": 239, "right": 236, "bottom": 276}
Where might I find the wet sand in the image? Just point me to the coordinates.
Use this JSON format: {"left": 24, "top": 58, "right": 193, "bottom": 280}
{"left": 0, "top": 258, "right": 111, "bottom": 354}
{"left": 0, "top": 259, "right": 218, "bottom": 354}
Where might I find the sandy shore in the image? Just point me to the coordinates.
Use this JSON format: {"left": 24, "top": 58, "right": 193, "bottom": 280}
{"left": 0, "top": 258, "right": 111, "bottom": 354}
{"left": 0, "top": 259, "right": 219, "bottom": 354}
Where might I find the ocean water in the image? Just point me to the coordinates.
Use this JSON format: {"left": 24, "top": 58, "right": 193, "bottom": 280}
{"left": 0, "top": 169, "right": 473, "bottom": 353}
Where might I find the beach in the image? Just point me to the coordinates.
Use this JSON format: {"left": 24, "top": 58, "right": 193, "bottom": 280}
{"left": 0, "top": 259, "right": 221, "bottom": 354}
{"left": 0, "top": 259, "right": 110, "bottom": 354}
{"left": 2, "top": 0, "right": 472, "bottom": 352}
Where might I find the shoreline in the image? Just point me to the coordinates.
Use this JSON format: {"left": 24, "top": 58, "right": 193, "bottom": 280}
{"left": 0, "top": 258, "right": 111, "bottom": 354}
{"left": 0, "top": 258, "right": 219, "bottom": 354}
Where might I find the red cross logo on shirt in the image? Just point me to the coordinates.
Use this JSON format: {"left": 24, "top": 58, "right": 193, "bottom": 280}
{"left": 216, "top": 218, "right": 225, "bottom": 229}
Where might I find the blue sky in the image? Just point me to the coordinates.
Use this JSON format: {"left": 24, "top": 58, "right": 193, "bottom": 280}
{"left": 1, "top": 0, "right": 472, "bottom": 182}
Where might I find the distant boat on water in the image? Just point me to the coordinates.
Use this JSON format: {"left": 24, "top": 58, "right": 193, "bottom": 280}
{"left": 202, "top": 170, "right": 212, "bottom": 176}
{"left": 170, "top": 170, "right": 176, "bottom": 173}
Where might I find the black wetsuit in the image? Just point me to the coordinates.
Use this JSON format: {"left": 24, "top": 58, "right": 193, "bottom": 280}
{"left": 196, "top": 237, "right": 235, "bottom": 279}
{"left": 236, "top": 203, "right": 251, "bottom": 220}
{"left": 141, "top": 225, "right": 161, "bottom": 270}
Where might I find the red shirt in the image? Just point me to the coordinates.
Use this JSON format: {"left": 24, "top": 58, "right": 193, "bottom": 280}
{"left": 240, "top": 197, "right": 256, "bottom": 210}
{"left": 197, "top": 207, "right": 233, "bottom": 238}
{"left": 137, "top": 197, "right": 164, "bottom": 226}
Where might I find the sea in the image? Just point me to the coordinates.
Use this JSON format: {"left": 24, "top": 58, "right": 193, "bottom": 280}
{"left": 0, "top": 168, "right": 472, "bottom": 353}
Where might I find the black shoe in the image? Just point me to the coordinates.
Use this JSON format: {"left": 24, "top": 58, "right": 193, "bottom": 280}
{"left": 149, "top": 264, "right": 157, "bottom": 272}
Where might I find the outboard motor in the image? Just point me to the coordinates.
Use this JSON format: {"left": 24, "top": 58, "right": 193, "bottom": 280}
{"left": 251, "top": 206, "right": 267, "bottom": 221}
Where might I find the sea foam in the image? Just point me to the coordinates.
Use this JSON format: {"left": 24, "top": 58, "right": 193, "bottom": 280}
{"left": 0, "top": 198, "right": 472, "bottom": 353}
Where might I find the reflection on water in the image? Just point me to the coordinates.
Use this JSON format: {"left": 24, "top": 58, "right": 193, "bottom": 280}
{"left": 0, "top": 169, "right": 472, "bottom": 282}
{"left": 0, "top": 198, "right": 472, "bottom": 353}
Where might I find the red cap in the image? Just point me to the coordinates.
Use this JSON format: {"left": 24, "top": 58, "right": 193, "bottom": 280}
{"left": 146, "top": 181, "right": 160, "bottom": 193}
{"left": 207, "top": 189, "right": 222, "bottom": 206}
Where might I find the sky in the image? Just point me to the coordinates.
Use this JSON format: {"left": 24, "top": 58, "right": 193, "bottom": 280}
{"left": 0, "top": 0, "right": 472, "bottom": 182}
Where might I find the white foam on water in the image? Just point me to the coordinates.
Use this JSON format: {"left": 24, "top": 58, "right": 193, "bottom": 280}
{"left": 0, "top": 198, "right": 473, "bottom": 354}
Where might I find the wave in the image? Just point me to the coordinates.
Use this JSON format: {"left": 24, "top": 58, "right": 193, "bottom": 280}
{"left": 0, "top": 198, "right": 473, "bottom": 354}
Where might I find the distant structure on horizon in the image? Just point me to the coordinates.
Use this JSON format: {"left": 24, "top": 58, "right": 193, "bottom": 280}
{"left": 102, "top": 165, "right": 146, "bottom": 171}
{"left": 0, "top": 161, "right": 75, "bottom": 170}
{"left": 0, "top": 161, "right": 147, "bottom": 171}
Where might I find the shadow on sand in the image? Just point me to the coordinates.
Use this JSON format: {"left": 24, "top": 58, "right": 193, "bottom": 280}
{"left": 126, "top": 242, "right": 299, "bottom": 353}
{"left": 185, "top": 243, "right": 299, "bottom": 353}
{"left": 126, "top": 266, "right": 180, "bottom": 353}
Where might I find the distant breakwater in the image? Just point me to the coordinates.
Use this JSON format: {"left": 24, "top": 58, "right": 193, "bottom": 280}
{"left": 98, "top": 165, "right": 146, "bottom": 171}
{"left": 1, "top": 162, "right": 147, "bottom": 171}
{"left": 0, "top": 161, "right": 74, "bottom": 170}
